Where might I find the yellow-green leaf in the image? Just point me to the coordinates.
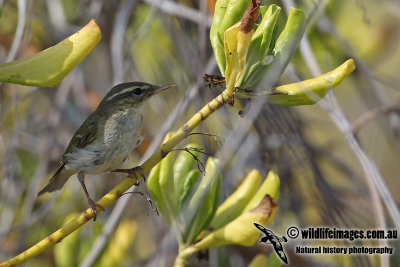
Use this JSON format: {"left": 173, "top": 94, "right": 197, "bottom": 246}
{"left": 98, "top": 220, "right": 137, "bottom": 267}
{"left": 54, "top": 213, "right": 82, "bottom": 267}
{"left": 210, "top": 0, "right": 230, "bottom": 74}
{"left": 210, "top": 169, "right": 262, "bottom": 230}
{"left": 174, "top": 143, "right": 202, "bottom": 204}
{"left": 183, "top": 158, "right": 221, "bottom": 245}
{"left": 192, "top": 195, "right": 277, "bottom": 250}
{"left": 248, "top": 254, "right": 268, "bottom": 267}
{"left": 159, "top": 133, "right": 178, "bottom": 222}
{"left": 236, "top": 59, "right": 356, "bottom": 106}
{"left": 0, "top": 19, "right": 101, "bottom": 87}
{"left": 244, "top": 170, "right": 280, "bottom": 212}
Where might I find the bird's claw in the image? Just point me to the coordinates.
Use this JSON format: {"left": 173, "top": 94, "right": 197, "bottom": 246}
{"left": 88, "top": 198, "right": 105, "bottom": 221}
{"left": 128, "top": 166, "right": 146, "bottom": 183}
{"left": 111, "top": 166, "right": 146, "bottom": 185}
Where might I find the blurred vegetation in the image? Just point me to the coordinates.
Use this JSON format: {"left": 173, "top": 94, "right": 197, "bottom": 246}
{"left": 1, "top": 0, "right": 400, "bottom": 267}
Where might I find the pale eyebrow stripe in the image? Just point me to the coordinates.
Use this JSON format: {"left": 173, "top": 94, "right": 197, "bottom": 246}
{"left": 106, "top": 87, "right": 135, "bottom": 101}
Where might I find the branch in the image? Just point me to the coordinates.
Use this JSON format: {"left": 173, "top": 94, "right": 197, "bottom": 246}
{"left": 0, "top": 88, "right": 233, "bottom": 267}
{"left": 352, "top": 106, "right": 400, "bottom": 133}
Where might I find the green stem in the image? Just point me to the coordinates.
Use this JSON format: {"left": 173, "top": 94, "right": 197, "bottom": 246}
{"left": 0, "top": 89, "right": 233, "bottom": 267}
{"left": 173, "top": 246, "right": 198, "bottom": 267}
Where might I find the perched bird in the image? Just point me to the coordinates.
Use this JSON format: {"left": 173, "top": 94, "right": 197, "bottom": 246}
{"left": 38, "top": 82, "right": 174, "bottom": 220}
{"left": 254, "top": 223, "right": 288, "bottom": 264}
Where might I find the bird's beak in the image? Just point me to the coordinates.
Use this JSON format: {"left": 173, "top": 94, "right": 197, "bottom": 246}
{"left": 151, "top": 84, "right": 175, "bottom": 95}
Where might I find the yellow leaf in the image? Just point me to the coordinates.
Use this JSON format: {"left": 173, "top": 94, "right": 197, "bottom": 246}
{"left": 224, "top": 22, "right": 241, "bottom": 84}
{"left": 210, "top": 169, "right": 262, "bottom": 229}
{"left": 244, "top": 170, "right": 280, "bottom": 212}
{"left": 193, "top": 196, "right": 277, "bottom": 250}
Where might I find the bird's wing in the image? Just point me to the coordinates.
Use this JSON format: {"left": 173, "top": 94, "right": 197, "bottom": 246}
{"left": 272, "top": 243, "right": 288, "bottom": 264}
{"left": 63, "top": 114, "right": 100, "bottom": 157}
{"left": 254, "top": 223, "right": 268, "bottom": 234}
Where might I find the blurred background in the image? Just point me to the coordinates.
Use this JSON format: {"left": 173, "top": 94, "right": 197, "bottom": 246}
{"left": 0, "top": 0, "right": 400, "bottom": 266}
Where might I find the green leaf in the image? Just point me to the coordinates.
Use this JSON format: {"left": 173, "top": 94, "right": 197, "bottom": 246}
{"left": 237, "top": 5, "right": 281, "bottom": 87}
{"left": 217, "top": 0, "right": 250, "bottom": 44}
{"left": 183, "top": 158, "right": 221, "bottom": 245}
{"left": 173, "top": 144, "right": 202, "bottom": 204}
{"left": 0, "top": 19, "right": 101, "bottom": 87}
{"left": 238, "top": 7, "right": 306, "bottom": 89}
{"left": 147, "top": 163, "right": 171, "bottom": 223}
{"left": 179, "top": 169, "right": 201, "bottom": 207}
{"left": 159, "top": 136, "right": 178, "bottom": 222}
{"left": 210, "top": 0, "right": 230, "bottom": 74}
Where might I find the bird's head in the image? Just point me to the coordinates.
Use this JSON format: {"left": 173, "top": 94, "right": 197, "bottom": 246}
{"left": 100, "top": 82, "right": 174, "bottom": 109}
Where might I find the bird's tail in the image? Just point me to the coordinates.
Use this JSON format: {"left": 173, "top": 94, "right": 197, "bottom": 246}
{"left": 38, "top": 164, "right": 75, "bottom": 196}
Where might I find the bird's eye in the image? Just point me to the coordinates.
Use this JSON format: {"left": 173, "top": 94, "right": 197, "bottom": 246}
{"left": 132, "top": 88, "right": 142, "bottom": 95}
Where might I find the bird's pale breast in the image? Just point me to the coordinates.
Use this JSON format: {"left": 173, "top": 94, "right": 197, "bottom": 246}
{"left": 65, "top": 107, "right": 143, "bottom": 173}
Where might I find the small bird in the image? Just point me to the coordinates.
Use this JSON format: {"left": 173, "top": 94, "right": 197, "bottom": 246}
{"left": 254, "top": 223, "right": 288, "bottom": 264}
{"left": 38, "top": 82, "right": 174, "bottom": 220}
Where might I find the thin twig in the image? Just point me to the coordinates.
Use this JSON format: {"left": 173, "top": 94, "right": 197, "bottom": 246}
{"left": 6, "top": 0, "right": 26, "bottom": 62}
{"left": 172, "top": 147, "right": 212, "bottom": 173}
{"left": 352, "top": 106, "right": 400, "bottom": 133}
{"left": 318, "top": 15, "right": 400, "bottom": 134}
{"left": 142, "top": 0, "right": 212, "bottom": 26}
{"left": 283, "top": 2, "right": 394, "bottom": 267}
{"left": 111, "top": 0, "right": 139, "bottom": 85}
{"left": 120, "top": 191, "right": 159, "bottom": 216}
{"left": 143, "top": 57, "right": 216, "bottom": 160}
{"left": 44, "top": 0, "right": 67, "bottom": 31}
{"left": 187, "top": 132, "right": 225, "bottom": 148}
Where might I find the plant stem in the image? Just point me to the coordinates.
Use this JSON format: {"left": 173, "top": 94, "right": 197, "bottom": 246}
{"left": 173, "top": 246, "right": 197, "bottom": 267}
{"left": 0, "top": 88, "right": 234, "bottom": 267}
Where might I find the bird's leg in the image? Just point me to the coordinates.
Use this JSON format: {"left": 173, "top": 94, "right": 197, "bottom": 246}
{"left": 111, "top": 166, "right": 146, "bottom": 185}
{"left": 77, "top": 172, "right": 105, "bottom": 221}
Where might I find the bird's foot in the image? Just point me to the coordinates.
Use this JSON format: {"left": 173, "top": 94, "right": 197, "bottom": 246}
{"left": 87, "top": 197, "right": 105, "bottom": 221}
{"left": 111, "top": 166, "right": 145, "bottom": 185}
{"left": 77, "top": 171, "right": 105, "bottom": 221}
